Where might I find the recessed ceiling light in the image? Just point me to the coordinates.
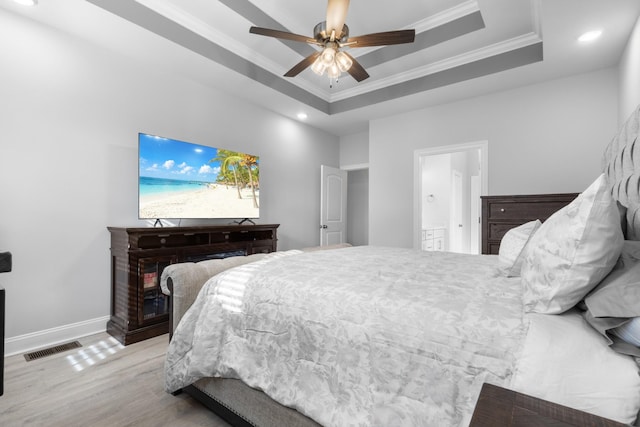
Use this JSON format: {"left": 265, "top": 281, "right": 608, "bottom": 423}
{"left": 297, "top": 112, "right": 308, "bottom": 120}
{"left": 578, "top": 30, "right": 602, "bottom": 43}
{"left": 13, "top": 0, "right": 37, "bottom": 5}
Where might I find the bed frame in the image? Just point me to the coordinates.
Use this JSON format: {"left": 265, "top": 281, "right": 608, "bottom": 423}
{"left": 166, "top": 105, "right": 640, "bottom": 427}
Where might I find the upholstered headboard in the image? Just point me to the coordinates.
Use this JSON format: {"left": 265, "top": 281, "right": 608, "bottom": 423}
{"left": 603, "top": 104, "right": 640, "bottom": 240}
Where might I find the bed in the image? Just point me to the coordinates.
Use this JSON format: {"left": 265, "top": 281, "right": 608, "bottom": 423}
{"left": 161, "top": 105, "right": 640, "bottom": 427}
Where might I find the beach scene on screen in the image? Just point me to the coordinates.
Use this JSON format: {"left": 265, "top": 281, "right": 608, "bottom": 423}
{"left": 138, "top": 134, "right": 259, "bottom": 219}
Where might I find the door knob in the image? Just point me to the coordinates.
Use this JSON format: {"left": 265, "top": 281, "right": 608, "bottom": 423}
{"left": 320, "top": 225, "right": 328, "bottom": 229}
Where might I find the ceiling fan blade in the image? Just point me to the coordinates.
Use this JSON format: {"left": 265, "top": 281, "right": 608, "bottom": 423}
{"left": 284, "top": 51, "right": 322, "bottom": 77}
{"left": 250, "top": 26, "right": 312, "bottom": 44}
{"left": 348, "top": 29, "right": 415, "bottom": 47}
{"left": 343, "top": 52, "right": 369, "bottom": 82}
{"left": 326, "top": 0, "right": 350, "bottom": 38}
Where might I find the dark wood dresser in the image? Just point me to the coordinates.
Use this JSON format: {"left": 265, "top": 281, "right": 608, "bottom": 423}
{"left": 469, "top": 383, "right": 627, "bottom": 427}
{"left": 481, "top": 193, "right": 579, "bottom": 255}
{"left": 107, "top": 224, "right": 279, "bottom": 345}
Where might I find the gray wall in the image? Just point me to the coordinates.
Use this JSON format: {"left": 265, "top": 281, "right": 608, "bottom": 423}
{"left": 347, "top": 169, "right": 369, "bottom": 246}
{"left": 619, "top": 15, "right": 640, "bottom": 123}
{"left": 341, "top": 131, "right": 370, "bottom": 246}
{"left": 340, "top": 131, "right": 369, "bottom": 167}
{"left": 0, "top": 9, "right": 338, "bottom": 341}
{"left": 368, "top": 68, "right": 619, "bottom": 248}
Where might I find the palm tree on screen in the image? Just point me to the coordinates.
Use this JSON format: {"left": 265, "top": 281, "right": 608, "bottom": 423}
{"left": 211, "top": 150, "right": 259, "bottom": 208}
{"left": 240, "top": 154, "right": 259, "bottom": 208}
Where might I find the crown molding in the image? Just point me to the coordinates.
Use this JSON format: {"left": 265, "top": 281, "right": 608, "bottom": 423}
{"left": 329, "top": 32, "right": 542, "bottom": 102}
{"left": 349, "top": 0, "right": 481, "bottom": 59}
{"left": 133, "top": 0, "right": 331, "bottom": 100}
{"left": 127, "top": 1, "right": 539, "bottom": 106}
{"left": 415, "top": 0, "right": 480, "bottom": 33}
{"left": 133, "top": 0, "right": 484, "bottom": 103}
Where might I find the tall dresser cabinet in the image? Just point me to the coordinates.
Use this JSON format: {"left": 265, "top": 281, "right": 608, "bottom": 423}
{"left": 107, "top": 224, "right": 279, "bottom": 345}
{"left": 481, "top": 194, "right": 578, "bottom": 255}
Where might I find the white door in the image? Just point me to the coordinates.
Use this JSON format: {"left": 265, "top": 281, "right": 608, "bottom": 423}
{"left": 320, "top": 165, "right": 347, "bottom": 246}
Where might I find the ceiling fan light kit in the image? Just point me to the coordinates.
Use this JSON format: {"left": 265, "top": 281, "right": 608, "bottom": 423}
{"left": 249, "top": 0, "right": 415, "bottom": 85}
{"left": 310, "top": 41, "right": 353, "bottom": 80}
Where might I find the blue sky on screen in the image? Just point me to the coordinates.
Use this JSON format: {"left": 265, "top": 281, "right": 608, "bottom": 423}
{"left": 139, "top": 133, "right": 221, "bottom": 182}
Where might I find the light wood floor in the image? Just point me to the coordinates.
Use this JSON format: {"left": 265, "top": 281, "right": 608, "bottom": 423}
{"left": 2, "top": 332, "right": 232, "bottom": 426}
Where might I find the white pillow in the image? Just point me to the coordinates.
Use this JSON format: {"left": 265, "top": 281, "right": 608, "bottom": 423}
{"left": 498, "top": 220, "right": 541, "bottom": 277}
{"left": 511, "top": 311, "right": 640, "bottom": 425}
{"left": 521, "top": 174, "right": 624, "bottom": 314}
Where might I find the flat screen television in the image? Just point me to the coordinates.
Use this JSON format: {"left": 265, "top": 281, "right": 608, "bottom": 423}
{"left": 138, "top": 133, "right": 259, "bottom": 220}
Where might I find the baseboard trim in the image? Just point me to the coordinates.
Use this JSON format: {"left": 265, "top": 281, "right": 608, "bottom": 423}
{"left": 5, "top": 316, "right": 109, "bottom": 357}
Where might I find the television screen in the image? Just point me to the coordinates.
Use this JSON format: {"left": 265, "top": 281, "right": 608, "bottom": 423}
{"left": 138, "top": 133, "right": 259, "bottom": 219}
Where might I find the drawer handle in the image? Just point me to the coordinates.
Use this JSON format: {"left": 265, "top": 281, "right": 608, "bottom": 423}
{"left": 500, "top": 208, "right": 505, "bottom": 212}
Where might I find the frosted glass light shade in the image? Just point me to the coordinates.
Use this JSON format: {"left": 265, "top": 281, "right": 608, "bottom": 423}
{"left": 321, "top": 47, "right": 336, "bottom": 65}
{"left": 311, "top": 57, "right": 328, "bottom": 76}
{"left": 327, "top": 63, "right": 341, "bottom": 79}
{"left": 335, "top": 51, "right": 352, "bottom": 72}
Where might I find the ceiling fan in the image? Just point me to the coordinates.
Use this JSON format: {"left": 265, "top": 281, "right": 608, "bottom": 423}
{"left": 249, "top": 0, "right": 415, "bottom": 83}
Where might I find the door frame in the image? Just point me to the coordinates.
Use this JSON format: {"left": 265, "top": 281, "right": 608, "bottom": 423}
{"left": 469, "top": 175, "right": 481, "bottom": 254}
{"left": 413, "top": 141, "right": 489, "bottom": 251}
{"left": 450, "top": 169, "right": 463, "bottom": 253}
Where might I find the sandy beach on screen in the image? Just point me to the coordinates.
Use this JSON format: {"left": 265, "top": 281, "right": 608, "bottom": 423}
{"left": 140, "top": 185, "right": 259, "bottom": 219}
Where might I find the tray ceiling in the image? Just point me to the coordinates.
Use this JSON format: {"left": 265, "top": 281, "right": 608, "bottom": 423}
{"left": 87, "top": 0, "right": 543, "bottom": 112}
{"left": 4, "top": 0, "right": 640, "bottom": 135}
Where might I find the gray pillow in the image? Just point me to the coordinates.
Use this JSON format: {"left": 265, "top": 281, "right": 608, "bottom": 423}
{"left": 582, "top": 241, "right": 640, "bottom": 356}
{"left": 583, "top": 311, "right": 640, "bottom": 357}
{"left": 584, "top": 241, "right": 640, "bottom": 318}
{"left": 612, "top": 317, "right": 640, "bottom": 346}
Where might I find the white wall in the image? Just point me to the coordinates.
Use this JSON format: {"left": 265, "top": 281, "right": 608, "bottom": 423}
{"left": 0, "top": 9, "right": 339, "bottom": 346}
{"left": 369, "top": 68, "right": 618, "bottom": 247}
{"left": 619, "top": 15, "right": 640, "bottom": 123}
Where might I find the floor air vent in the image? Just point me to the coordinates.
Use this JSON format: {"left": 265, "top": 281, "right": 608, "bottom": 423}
{"left": 24, "top": 341, "right": 82, "bottom": 361}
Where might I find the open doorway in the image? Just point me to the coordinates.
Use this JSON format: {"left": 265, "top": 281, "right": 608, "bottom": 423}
{"left": 413, "top": 141, "right": 488, "bottom": 254}
{"left": 346, "top": 168, "right": 368, "bottom": 246}
{"left": 321, "top": 164, "right": 369, "bottom": 247}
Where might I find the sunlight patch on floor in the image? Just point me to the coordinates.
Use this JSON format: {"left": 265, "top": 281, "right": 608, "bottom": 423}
{"left": 65, "top": 336, "right": 124, "bottom": 372}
